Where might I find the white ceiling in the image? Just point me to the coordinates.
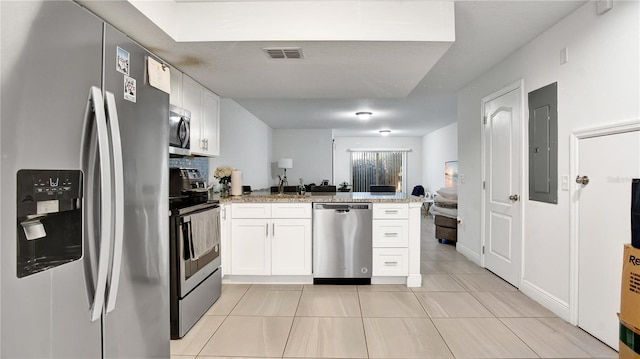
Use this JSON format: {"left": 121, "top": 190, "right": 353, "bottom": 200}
{"left": 77, "top": 0, "right": 586, "bottom": 137}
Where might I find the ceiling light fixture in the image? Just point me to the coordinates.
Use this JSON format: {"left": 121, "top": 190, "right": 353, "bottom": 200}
{"left": 379, "top": 130, "right": 391, "bottom": 136}
{"left": 356, "top": 111, "right": 372, "bottom": 120}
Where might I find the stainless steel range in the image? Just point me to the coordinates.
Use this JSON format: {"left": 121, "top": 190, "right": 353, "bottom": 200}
{"left": 169, "top": 168, "right": 221, "bottom": 339}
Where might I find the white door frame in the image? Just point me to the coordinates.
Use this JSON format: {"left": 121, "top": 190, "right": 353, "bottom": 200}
{"left": 480, "top": 79, "right": 525, "bottom": 281}
{"left": 568, "top": 119, "right": 640, "bottom": 325}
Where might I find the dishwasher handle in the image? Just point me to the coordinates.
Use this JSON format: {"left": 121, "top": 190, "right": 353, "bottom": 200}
{"left": 314, "top": 203, "right": 371, "bottom": 211}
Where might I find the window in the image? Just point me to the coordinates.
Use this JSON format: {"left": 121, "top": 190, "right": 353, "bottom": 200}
{"left": 350, "top": 150, "right": 406, "bottom": 192}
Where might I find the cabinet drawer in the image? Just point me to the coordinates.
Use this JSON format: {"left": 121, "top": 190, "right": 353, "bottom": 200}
{"left": 372, "top": 248, "right": 408, "bottom": 276}
{"left": 271, "top": 203, "right": 311, "bottom": 219}
{"left": 373, "top": 220, "right": 408, "bottom": 247}
{"left": 372, "top": 203, "right": 408, "bottom": 219}
{"left": 231, "top": 203, "right": 271, "bottom": 219}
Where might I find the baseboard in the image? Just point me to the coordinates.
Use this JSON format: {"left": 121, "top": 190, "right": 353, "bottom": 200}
{"left": 371, "top": 277, "right": 406, "bottom": 285}
{"left": 221, "top": 275, "right": 417, "bottom": 287}
{"left": 520, "top": 279, "right": 571, "bottom": 322}
{"left": 406, "top": 274, "right": 422, "bottom": 287}
{"left": 456, "top": 243, "right": 481, "bottom": 266}
{"left": 222, "top": 275, "right": 313, "bottom": 284}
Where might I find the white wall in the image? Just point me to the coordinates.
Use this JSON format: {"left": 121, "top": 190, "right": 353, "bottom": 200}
{"left": 457, "top": 1, "right": 639, "bottom": 320}
{"left": 422, "top": 122, "right": 458, "bottom": 195}
{"left": 209, "top": 99, "right": 273, "bottom": 190}
{"left": 272, "top": 129, "right": 333, "bottom": 186}
{"left": 334, "top": 136, "right": 423, "bottom": 192}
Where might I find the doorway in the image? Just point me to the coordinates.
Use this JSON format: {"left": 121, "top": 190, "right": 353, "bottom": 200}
{"left": 481, "top": 80, "right": 524, "bottom": 287}
{"left": 571, "top": 121, "right": 640, "bottom": 350}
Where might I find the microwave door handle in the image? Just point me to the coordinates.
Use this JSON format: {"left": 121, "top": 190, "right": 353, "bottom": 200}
{"left": 104, "top": 91, "right": 124, "bottom": 314}
{"left": 179, "top": 117, "right": 189, "bottom": 147}
{"left": 81, "top": 86, "right": 113, "bottom": 322}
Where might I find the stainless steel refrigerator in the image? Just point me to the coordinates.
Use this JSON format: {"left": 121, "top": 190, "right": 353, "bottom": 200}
{"left": 1, "top": 1, "right": 170, "bottom": 357}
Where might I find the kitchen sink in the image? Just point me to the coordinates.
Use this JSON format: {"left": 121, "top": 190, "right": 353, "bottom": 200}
{"left": 270, "top": 186, "right": 299, "bottom": 193}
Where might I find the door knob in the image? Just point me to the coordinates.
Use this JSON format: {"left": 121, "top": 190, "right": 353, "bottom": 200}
{"left": 576, "top": 175, "right": 590, "bottom": 186}
{"left": 509, "top": 194, "right": 519, "bottom": 201}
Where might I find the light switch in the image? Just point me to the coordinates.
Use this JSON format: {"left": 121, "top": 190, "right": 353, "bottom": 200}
{"left": 459, "top": 174, "right": 465, "bottom": 184}
{"left": 560, "top": 47, "right": 569, "bottom": 65}
{"left": 561, "top": 175, "right": 569, "bottom": 191}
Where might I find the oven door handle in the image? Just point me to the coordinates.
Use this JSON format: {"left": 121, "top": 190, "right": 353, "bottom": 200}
{"left": 181, "top": 216, "right": 193, "bottom": 260}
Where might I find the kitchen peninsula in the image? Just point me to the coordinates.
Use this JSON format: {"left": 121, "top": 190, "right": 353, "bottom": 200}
{"left": 219, "top": 191, "right": 423, "bottom": 287}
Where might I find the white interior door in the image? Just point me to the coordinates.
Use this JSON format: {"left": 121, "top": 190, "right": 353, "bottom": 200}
{"left": 482, "top": 83, "right": 522, "bottom": 287}
{"left": 577, "top": 129, "right": 640, "bottom": 350}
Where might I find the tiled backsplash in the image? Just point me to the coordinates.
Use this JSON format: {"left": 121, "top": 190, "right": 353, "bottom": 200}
{"left": 169, "top": 157, "right": 209, "bottom": 184}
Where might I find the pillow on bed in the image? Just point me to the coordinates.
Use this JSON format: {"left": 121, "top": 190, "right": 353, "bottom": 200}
{"left": 436, "top": 187, "right": 458, "bottom": 200}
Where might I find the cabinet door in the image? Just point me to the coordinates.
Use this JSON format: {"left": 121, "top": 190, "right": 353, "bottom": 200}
{"left": 373, "top": 220, "right": 409, "bottom": 247}
{"left": 169, "top": 65, "right": 183, "bottom": 107}
{"left": 373, "top": 203, "right": 409, "bottom": 219}
{"left": 182, "top": 75, "right": 204, "bottom": 155}
{"left": 231, "top": 219, "right": 271, "bottom": 275}
{"left": 271, "top": 203, "right": 311, "bottom": 219}
{"left": 271, "top": 219, "right": 311, "bottom": 275}
{"left": 232, "top": 203, "right": 271, "bottom": 219}
{"left": 372, "top": 248, "right": 408, "bottom": 276}
{"left": 201, "top": 90, "right": 220, "bottom": 156}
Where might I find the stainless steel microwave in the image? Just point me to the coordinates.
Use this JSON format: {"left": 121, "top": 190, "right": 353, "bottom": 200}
{"left": 169, "top": 105, "right": 190, "bottom": 156}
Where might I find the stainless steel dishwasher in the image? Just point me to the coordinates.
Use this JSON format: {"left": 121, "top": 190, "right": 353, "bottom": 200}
{"left": 313, "top": 203, "right": 372, "bottom": 284}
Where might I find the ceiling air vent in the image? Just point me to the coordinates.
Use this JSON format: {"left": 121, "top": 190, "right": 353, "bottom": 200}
{"left": 263, "top": 48, "right": 303, "bottom": 60}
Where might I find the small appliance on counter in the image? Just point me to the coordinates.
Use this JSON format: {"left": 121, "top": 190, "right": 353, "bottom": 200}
{"left": 168, "top": 167, "right": 221, "bottom": 339}
{"left": 169, "top": 167, "right": 209, "bottom": 206}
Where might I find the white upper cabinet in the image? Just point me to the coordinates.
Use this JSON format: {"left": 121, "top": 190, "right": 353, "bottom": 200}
{"left": 170, "top": 69, "right": 220, "bottom": 157}
{"left": 200, "top": 90, "right": 220, "bottom": 157}
{"left": 169, "top": 65, "right": 183, "bottom": 107}
{"left": 181, "top": 75, "right": 203, "bottom": 154}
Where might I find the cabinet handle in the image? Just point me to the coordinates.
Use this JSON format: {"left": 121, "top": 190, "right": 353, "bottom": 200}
{"left": 266, "top": 223, "right": 268, "bottom": 237}
{"left": 205, "top": 138, "right": 208, "bottom": 151}
{"left": 384, "top": 233, "right": 399, "bottom": 237}
{"left": 272, "top": 223, "right": 275, "bottom": 237}
{"left": 384, "top": 210, "right": 398, "bottom": 214}
{"left": 384, "top": 261, "right": 398, "bottom": 265}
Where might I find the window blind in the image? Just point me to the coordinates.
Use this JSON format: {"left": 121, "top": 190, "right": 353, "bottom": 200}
{"left": 351, "top": 151, "right": 404, "bottom": 192}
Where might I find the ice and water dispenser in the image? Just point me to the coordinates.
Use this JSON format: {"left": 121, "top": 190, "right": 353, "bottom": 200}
{"left": 16, "top": 170, "right": 83, "bottom": 278}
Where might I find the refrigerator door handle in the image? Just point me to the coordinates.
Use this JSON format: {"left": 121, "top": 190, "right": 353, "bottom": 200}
{"left": 81, "top": 86, "right": 113, "bottom": 322}
{"left": 104, "top": 91, "right": 124, "bottom": 314}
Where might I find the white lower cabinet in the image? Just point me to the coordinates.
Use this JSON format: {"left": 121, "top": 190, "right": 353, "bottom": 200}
{"left": 372, "top": 203, "right": 409, "bottom": 277}
{"left": 231, "top": 219, "right": 271, "bottom": 275}
{"left": 372, "top": 248, "right": 409, "bottom": 276}
{"left": 373, "top": 220, "right": 408, "bottom": 247}
{"left": 230, "top": 203, "right": 311, "bottom": 276}
{"left": 271, "top": 219, "right": 311, "bottom": 275}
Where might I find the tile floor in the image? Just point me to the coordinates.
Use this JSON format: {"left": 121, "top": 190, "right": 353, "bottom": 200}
{"left": 171, "top": 214, "right": 618, "bottom": 359}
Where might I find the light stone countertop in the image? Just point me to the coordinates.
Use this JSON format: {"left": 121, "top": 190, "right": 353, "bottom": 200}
{"left": 218, "top": 191, "right": 424, "bottom": 203}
